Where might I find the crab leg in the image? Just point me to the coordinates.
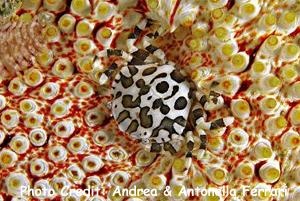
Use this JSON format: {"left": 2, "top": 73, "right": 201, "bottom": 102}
{"left": 196, "top": 90, "right": 224, "bottom": 111}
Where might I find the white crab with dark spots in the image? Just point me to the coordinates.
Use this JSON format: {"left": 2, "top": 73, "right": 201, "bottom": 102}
{"left": 111, "top": 62, "right": 234, "bottom": 154}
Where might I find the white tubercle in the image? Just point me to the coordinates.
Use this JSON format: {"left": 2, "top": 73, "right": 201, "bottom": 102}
{"left": 1, "top": 109, "right": 20, "bottom": 129}
{"left": 259, "top": 160, "right": 281, "bottom": 183}
{"left": 24, "top": 68, "right": 44, "bottom": 87}
{"left": 206, "top": 166, "right": 228, "bottom": 185}
{"left": 228, "top": 128, "right": 249, "bottom": 151}
{"left": 96, "top": 27, "right": 115, "bottom": 48}
{"left": 279, "top": 43, "right": 300, "bottom": 62}
{"left": 207, "top": 0, "right": 228, "bottom": 10}
{"left": 53, "top": 120, "right": 75, "bottom": 138}
{"left": 76, "top": 19, "right": 94, "bottom": 37}
{"left": 74, "top": 38, "right": 96, "bottom": 55}
{"left": 9, "top": 134, "right": 30, "bottom": 154}
{"left": 19, "top": 99, "right": 38, "bottom": 113}
{"left": 93, "top": 130, "right": 114, "bottom": 146}
{"left": 250, "top": 60, "right": 271, "bottom": 78}
{"left": 289, "top": 105, "right": 300, "bottom": 126}
{"left": 52, "top": 58, "right": 74, "bottom": 78}
{"left": 82, "top": 155, "right": 104, "bottom": 173}
{"left": 258, "top": 74, "right": 282, "bottom": 94}
{"left": 24, "top": 113, "right": 44, "bottom": 128}
{"left": 259, "top": 96, "right": 279, "bottom": 115}
{"left": 264, "top": 115, "right": 288, "bottom": 136}
{"left": 0, "top": 95, "right": 6, "bottom": 110}
{"left": 29, "top": 128, "right": 48, "bottom": 146}
{"left": 66, "top": 164, "right": 86, "bottom": 184}
{"left": 5, "top": 173, "right": 30, "bottom": 196}
{"left": 252, "top": 139, "right": 274, "bottom": 160}
{"left": 235, "top": 161, "right": 254, "bottom": 179}
{"left": 281, "top": 129, "right": 300, "bottom": 150}
{"left": 67, "top": 136, "right": 89, "bottom": 154}
{"left": 39, "top": 82, "right": 60, "bottom": 100}
{"left": 58, "top": 14, "right": 76, "bottom": 34}
{"left": 110, "top": 171, "right": 131, "bottom": 187}
{"left": 73, "top": 81, "right": 94, "bottom": 98}
{"left": 231, "top": 99, "right": 251, "bottom": 119}
{"left": 30, "top": 158, "right": 49, "bottom": 177}
{"left": 43, "top": 0, "right": 66, "bottom": 12}
{"left": 33, "top": 180, "right": 56, "bottom": 200}
{"left": 0, "top": 148, "right": 18, "bottom": 168}
{"left": 215, "top": 75, "right": 241, "bottom": 96}
{"left": 48, "top": 145, "right": 68, "bottom": 163}
{"left": 238, "top": 1, "right": 261, "bottom": 22}
{"left": 8, "top": 78, "right": 27, "bottom": 96}
{"left": 277, "top": 10, "right": 299, "bottom": 34}
{"left": 71, "top": 0, "right": 91, "bottom": 17}
{"left": 94, "top": 1, "right": 116, "bottom": 22}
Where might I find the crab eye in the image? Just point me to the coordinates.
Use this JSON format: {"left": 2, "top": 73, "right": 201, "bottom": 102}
{"left": 58, "top": 14, "right": 76, "bottom": 34}
{"left": 0, "top": 95, "right": 7, "bottom": 110}
{"left": 52, "top": 58, "right": 74, "bottom": 78}
{"left": 71, "top": 0, "right": 91, "bottom": 17}
{"left": 53, "top": 120, "right": 75, "bottom": 138}
{"left": 24, "top": 113, "right": 44, "bottom": 128}
{"left": 74, "top": 38, "right": 95, "bottom": 55}
{"left": 5, "top": 173, "right": 30, "bottom": 196}
{"left": 48, "top": 145, "right": 68, "bottom": 163}
{"left": 73, "top": 81, "right": 94, "bottom": 98}
{"left": 0, "top": 149, "right": 18, "bottom": 168}
{"left": 29, "top": 128, "right": 48, "bottom": 147}
{"left": 235, "top": 162, "right": 254, "bottom": 179}
{"left": 43, "top": 24, "right": 60, "bottom": 42}
{"left": 39, "top": 82, "right": 60, "bottom": 100}
{"left": 66, "top": 164, "right": 85, "bottom": 183}
{"left": 82, "top": 155, "right": 103, "bottom": 173}
{"left": 207, "top": 167, "right": 228, "bottom": 185}
{"left": 30, "top": 158, "right": 49, "bottom": 177}
{"left": 259, "top": 161, "right": 280, "bottom": 183}
{"left": 76, "top": 19, "right": 93, "bottom": 37}
{"left": 8, "top": 78, "right": 27, "bottom": 96}
{"left": 0, "top": 109, "right": 20, "bottom": 129}
{"left": 110, "top": 171, "right": 131, "bottom": 187}
{"left": 281, "top": 130, "right": 300, "bottom": 149}
{"left": 67, "top": 137, "right": 88, "bottom": 154}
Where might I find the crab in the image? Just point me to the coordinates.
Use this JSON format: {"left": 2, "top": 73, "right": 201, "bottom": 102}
{"left": 99, "top": 19, "right": 234, "bottom": 156}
